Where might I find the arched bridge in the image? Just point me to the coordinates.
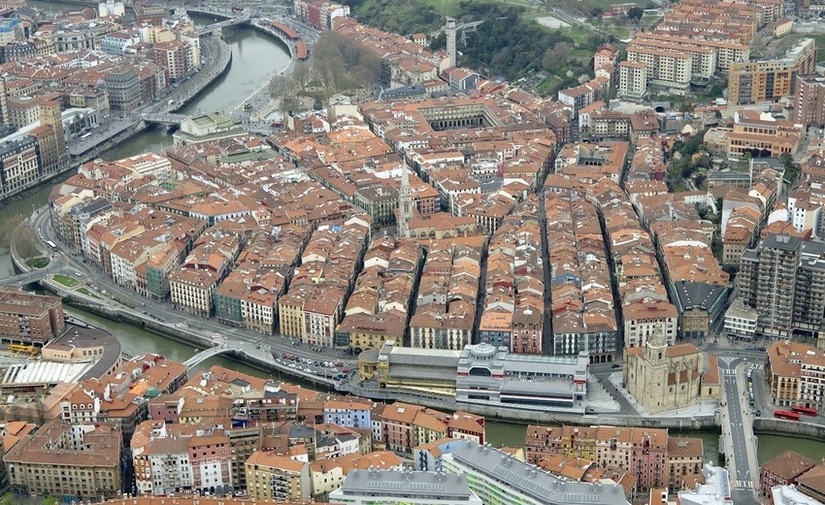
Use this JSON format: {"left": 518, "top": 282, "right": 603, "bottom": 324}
{"left": 184, "top": 343, "right": 233, "bottom": 369}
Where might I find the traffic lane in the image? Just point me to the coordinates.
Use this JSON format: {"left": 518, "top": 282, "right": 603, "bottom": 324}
{"left": 725, "top": 374, "right": 749, "bottom": 481}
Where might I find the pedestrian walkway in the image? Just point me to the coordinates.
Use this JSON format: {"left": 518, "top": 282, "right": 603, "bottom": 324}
{"left": 607, "top": 372, "right": 717, "bottom": 419}
{"left": 585, "top": 375, "right": 622, "bottom": 413}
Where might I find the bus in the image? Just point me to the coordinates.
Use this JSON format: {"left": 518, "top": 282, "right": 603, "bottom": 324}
{"left": 774, "top": 409, "right": 801, "bottom": 421}
{"left": 45, "top": 240, "right": 57, "bottom": 250}
{"left": 791, "top": 406, "right": 818, "bottom": 417}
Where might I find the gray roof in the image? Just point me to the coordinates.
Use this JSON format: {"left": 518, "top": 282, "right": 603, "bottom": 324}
{"left": 674, "top": 281, "right": 727, "bottom": 312}
{"left": 445, "top": 441, "right": 630, "bottom": 505}
{"left": 389, "top": 364, "right": 457, "bottom": 382}
{"left": 337, "top": 469, "right": 477, "bottom": 500}
{"left": 763, "top": 233, "right": 802, "bottom": 252}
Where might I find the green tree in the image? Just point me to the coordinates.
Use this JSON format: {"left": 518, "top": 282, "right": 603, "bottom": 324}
{"left": 627, "top": 6, "right": 644, "bottom": 20}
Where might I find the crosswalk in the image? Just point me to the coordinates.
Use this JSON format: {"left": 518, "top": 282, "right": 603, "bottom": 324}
{"left": 751, "top": 364, "right": 764, "bottom": 371}
{"left": 722, "top": 368, "right": 736, "bottom": 375}
{"left": 735, "top": 480, "right": 754, "bottom": 489}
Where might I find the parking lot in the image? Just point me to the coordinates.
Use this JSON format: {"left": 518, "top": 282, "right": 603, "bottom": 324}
{"left": 273, "top": 351, "right": 350, "bottom": 381}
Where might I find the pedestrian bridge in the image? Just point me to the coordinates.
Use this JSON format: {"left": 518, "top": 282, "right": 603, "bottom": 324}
{"left": 183, "top": 343, "right": 233, "bottom": 369}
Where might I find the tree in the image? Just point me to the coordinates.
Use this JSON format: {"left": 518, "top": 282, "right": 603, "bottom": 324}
{"left": 627, "top": 6, "right": 644, "bottom": 20}
{"left": 543, "top": 42, "right": 571, "bottom": 71}
{"left": 291, "top": 61, "right": 313, "bottom": 89}
{"left": 268, "top": 74, "right": 292, "bottom": 100}
{"left": 278, "top": 95, "right": 303, "bottom": 116}
{"left": 14, "top": 225, "right": 40, "bottom": 260}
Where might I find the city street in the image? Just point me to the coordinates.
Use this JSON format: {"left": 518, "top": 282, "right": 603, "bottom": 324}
{"left": 23, "top": 206, "right": 359, "bottom": 384}
{"left": 719, "top": 356, "right": 760, "bottom": 505}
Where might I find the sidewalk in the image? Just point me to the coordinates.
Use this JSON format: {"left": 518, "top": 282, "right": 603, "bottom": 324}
{"left": 607, "top": 372, "right": 718, "bottom": 419}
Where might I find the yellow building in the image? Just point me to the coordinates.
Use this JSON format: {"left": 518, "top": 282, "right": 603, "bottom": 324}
{"left": 245, "top": 451, "right": 309, "bottom": 502}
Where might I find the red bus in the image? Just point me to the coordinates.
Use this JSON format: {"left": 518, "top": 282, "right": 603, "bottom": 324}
{"left": 774, "top": 409, "right": 801, "bottom": 421}
{"left": 791, "top": 406, "right": 818, "bottom": 417}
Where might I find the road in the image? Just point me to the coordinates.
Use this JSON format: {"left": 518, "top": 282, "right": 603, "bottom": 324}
{"left": 26, "top": 207, "right": 360, "bottom": 381}
{"left": 718, "top": 355, "right": 760, "bottom": 505}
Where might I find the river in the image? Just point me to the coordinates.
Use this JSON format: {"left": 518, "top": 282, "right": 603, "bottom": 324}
{"left": 10, "top": 0, "right": 825, "bottom": 468}
{"left": 0, "top": 7, "right": 290, "bottom": 273}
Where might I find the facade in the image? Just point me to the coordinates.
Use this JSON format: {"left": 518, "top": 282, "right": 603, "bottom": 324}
{"left": 765, "top": 340, "right": 825, "bottom": 412}
{"left": 618, "top": 61, "right": 648, "bottom": 101}
{"left": 104, "top": 68, "right": 142, "bottom": 111}
{"left": 727, "top": 38, "right": 816, "bottom": 105}
{"left": 329, "top": 469, "right": 483, "bottom": 505}
{"left": 0, "top": 136, "right": 41, "bottom": 199}
{"left": 626, "top": 45, "right": 692, "bottom": 94}
{"left": 441, "top": 441, "right": 630, "bottom": 505}
{"left": 0, "top": 289, "right": 65, "bottom": 345}
{"left": 623, "top": 331, "right": 706, "bottom": 413}
{"left": 738, "top": 235, "right": 825, "bottom": 339}
{"left": 131, "top": 421, "right": 233, "bottom": 497}
{"left": 759, "top": 450, "right": 815, "bottom": 500}
{"left": 4, "top": 419, "right": 123, "bottom": 500}
{"left": 525, "top": 425, "right": 701, "bottom": 493}
{"left": 793, "top": 74, "right": 825, "bottom": 127}
{"left": 245, "top": 451, "right": 310, "bottom": 502}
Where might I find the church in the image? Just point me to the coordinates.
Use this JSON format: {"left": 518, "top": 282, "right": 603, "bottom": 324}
{"left": 622, "top": 330, "right": 707, "bottom": 413}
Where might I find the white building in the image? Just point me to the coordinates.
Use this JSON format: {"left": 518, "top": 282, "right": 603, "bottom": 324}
{"left": 724, "top": 297, "right": 759, "bottom": 340}
{"left": 618, "top": 61, "right": 648, "bottom": 101}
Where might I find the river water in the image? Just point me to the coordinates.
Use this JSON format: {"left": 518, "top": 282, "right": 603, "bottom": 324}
{"left": 9, "top": 1, "right": 825, "bottom": 466}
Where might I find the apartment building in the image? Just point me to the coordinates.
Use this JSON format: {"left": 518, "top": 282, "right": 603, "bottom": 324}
{"left": 793, "top": 74, "right": 825, "bottom": 127}
{"left": 0, "top": 289, "right": 65, "bottom": 345}
{"left": 623, "top": 300, "right": 678, "bottom": 349}
{"left": 170, "top": 268, "right": 220, "bottom": 317}
{"left": 132, "top": 421, "right": 232, "bottom": 496}
{"left": 739, "top": 234, "right": 825, "bottom": 338}
{"left": 722, "top": 205, "right": 761, "bottom": 266}
{"left": 728, "top": 38, "right": 817, "bottom": 105}
{"left": 5, "top": 419, "right": 123, "bottom": 500}
{"left": 618, "top": 61, "right": 648, "bottom": 101}
{"left": 759, "top": 450, "right": 815, "bottom": 499}
{"left": 245, "top": 451, "right": 310, "bottom": 502}
{"left": 104, "top": 67, "right": 142, "bottom": 111}
{"left": 443, "top": 441, "right": 630, "bottom": 505}
{"left": 631, "top": 32, "right": 749, "bottom": 73}
{"left": 323, "top": 399, "right": 372, "bottom": 429}
{"left": 61, "top": 354, "right": 187, "bottom": 438}
{"left": 765, "top": 340, "right": 825, "bottom": 412}
{"left": 0, "top": 136, "right": 41, "bottom": 199}
{"left": 547, "top": 195, "right": 618, "bottom": 362}
{"left": 153, "top": 40, "right": 190, "bottom": 82}
{"left": 626, "top": 45, "right": 692, "bottom": 95}
{"left": 524, "top": 425, "right": 701, "bottom": 493}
